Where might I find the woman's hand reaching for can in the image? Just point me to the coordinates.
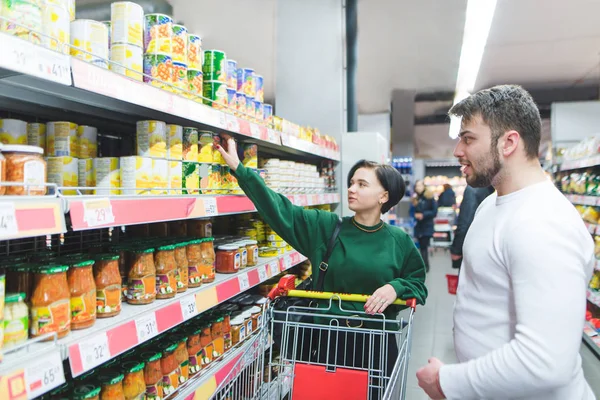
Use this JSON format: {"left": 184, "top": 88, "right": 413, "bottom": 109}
{"left": 216, "top": 135, "right": 241, "bottom": 172}
{"left": 364, "top": 284, "right": 397, "bottom": 315}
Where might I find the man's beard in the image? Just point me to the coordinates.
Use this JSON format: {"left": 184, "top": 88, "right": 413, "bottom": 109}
{"left": 467, "top": 148, "right": 501, "bottom": 188}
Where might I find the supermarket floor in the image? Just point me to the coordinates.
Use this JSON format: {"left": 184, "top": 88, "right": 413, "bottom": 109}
{"left": 404, "top": 250, "right": 600, "bottom": 400}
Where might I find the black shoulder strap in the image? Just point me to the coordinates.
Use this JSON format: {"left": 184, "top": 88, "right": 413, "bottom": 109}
{"left": 315, "top": 217, "right": 343, "bottom": 292}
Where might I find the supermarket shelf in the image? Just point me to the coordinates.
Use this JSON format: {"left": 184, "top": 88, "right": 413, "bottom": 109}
{"left": 565, "top": 194, "right": 600, "bottom": 206}
{"left": 65, "top": 193, "right": 341, "bottom": 231}
{"left": 560, "top": 155, "right": 600, "bottom": 171}
{"left": 587, "top": 289, "right": 600, "bottom": 308}
{"left": 583, "top": 321, "right": 600, "bottom": 359}
{"left": 0, "top": 196, "right": 66, "bottom": 240}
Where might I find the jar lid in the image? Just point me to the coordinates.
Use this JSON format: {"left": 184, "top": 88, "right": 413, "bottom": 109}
{"left": 187, "top": 239, "right": 203, "bottom": 245}
{"left": 72, "top": 384, "right": 101, "bottom": 400}
{"left": 122, "top": 360, "right": 145, "bottom": 373}
{"left": 204, "top": 237, "right": 215, "bottom": 242}
{"left": 133, "top": 247, "right": 155, "bottom": 253}
{"left": 255, "top": 297, "right": 268, "bottom": 305}
{"left": 95, "top": 253, "right": 120, "bottom": 261}
{"left": 97, "top": 371, "right": 124, "bottom": 385}
{"left": 157, "top": 244, "right": 175, "bottom": 251}
{"left": 1, "top": 144, "right": 43, "bottom": 154}
{"left": 36, "top": 264, "right": 69, "bottom": 274}
{"left": 248, "top": 306, "right": 262, "bottom": 314}
{"left": 162, "top": 342, "right": 178, "bottom": 353}
{"left": 218, "top": 245, "right": 239, "bottom": 251}
{"left": 5, "top": 292, "right": 25, "bottom": 303}
{"left": 70, "top": 259, "right": 95, "bottom": 268}
{"left": 245, "top": 240, "right": 258, "bottom": 245}
{"left": 9, "top": 262, "right": 35, "bottom": 272}
{"left": 231, "top": 316, "right": 245, "bottom": 325}
{"left": 173, "top": 241, "right": 189, "bottom": 248}
{"left": 140, "top": 350, "right": 162, "bottom": 362}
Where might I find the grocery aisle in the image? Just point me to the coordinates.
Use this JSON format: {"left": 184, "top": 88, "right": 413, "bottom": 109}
{"left": 405, "top": 250, "right": 600, "bottom": 400}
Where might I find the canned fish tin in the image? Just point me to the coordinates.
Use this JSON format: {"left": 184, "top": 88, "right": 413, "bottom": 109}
{"left": 187, "top": 69, "right": 203, "bottom": 98}
{"left": 42, "top": 3, "right": 70, "bottom": 54}
{"left": 203, "top": 81, "right": 228, "bottom": 109}
{"left": 187, "top": 34, "right": 202, "bottom": 69}
{"left": 136, "top": 120, "right": 167, "bottom": 158}
{"left": 182, "top": 161, "right": 199, "bottom": 195}
{"left": 254, "top": 100, "right": 264, "bottom": 123}
{"left": 167, "top": 125, "right": 183, "bottom": 160}
{"left": 94, "top": 157, "right": 120, "bottom": 195}
{"left": 198, "top": 131, "right": 213, "bottom": 163}
{"left": 47, "top": 156, "right": 78, "bottom": 195}
{"left": 77, "top": 125, "right": 98, "bottom": 159}
{"left": 0, "top": 0, "right": 42, "bottom": 44}
{"left": 263, "top": 104, "right": 273, "bottom": 126}
{"left": 182, "top": 127, "right": 198, "bottom": 162}
{"left": 237, "top": 68, "right": 255, "bottom": 97}
{"left": 172, "top": 24, "right": 188, "bottom": 63}
{"left": 47, "top": 121, "right": 78, "bottom": 157}
{"left": 144, "top": 13, "right": 172, "bottom": 54}
{"left": 173, "top": 61, "right": 188, "bottom": 93}
{"left": 0, "top": 119, "right": 27, "bottom": 145}
{"left": 203, "top": 50, "right": 226, "bottom": 82}
{"left": 110, "top": 43, "right": 143, "bottom": 81}
{"left": 27, "top": 123, "right": 46, "bottom": 150}
{"left": 110, "top": 1, "right": 143, "bottom": 47}
{"left": 255, "top": 74, "right": 264, "bottom": 102}
{"left": 70, "top": 20, "right": 109, "bottom": 68}
{"left": 78, "top": 158, "right": 95, "bottom": 194}
{"left": 226, "top": 60, "right": 237, "bottom": 89}
{"left": 143, "top": 53, "right": 173, "bottom": 88}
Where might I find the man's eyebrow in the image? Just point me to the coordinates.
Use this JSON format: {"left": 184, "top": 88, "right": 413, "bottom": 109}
{"left": 459, "top": 130, "right": 473, "bottom": 138}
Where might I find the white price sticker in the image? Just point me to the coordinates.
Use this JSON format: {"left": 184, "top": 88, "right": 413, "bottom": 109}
{"left": 79, "top": 333, "right": 110, "bottom": 372}
{"left": 270, "top": 262, "right": 280, "bottom": 277}
{"left": 0, "top": 202, "right": 18, "bottom": 237}
{"left": 25, "top": 350, "right": 65, "bottom": 398}
{"left": 227, "top": 115, "right": 240, "bottom": 132}
{"left": 258, "top": 265, "right": 268, "bottom": 281}
{"left": 218, "top": 112, "right": 227, "bottom": 129}
{"left": 203, "top": 197, "right": 218, "bottom": 217}
{"left": 83, "top": 198, "right": 115, "bottom": 227}
{"left": 135, "top": 313, "right": 159, "bottom": 342}
{"left": 284, "top": 255, "right": 292, "bottom": 270}
{"left": 238, "top": 273, "right": 250, "bottom": 291}
{"left": 181, "top": 295, "right": 198, "bottom": 321}
{"left": 267, "top": 129, "right": 277, "bottom": 143}
{"left": 250, "top": 124, "right": 261, "bottom": 138}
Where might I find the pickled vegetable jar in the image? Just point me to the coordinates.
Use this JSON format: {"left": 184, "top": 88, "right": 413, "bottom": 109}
{"left": 98, "top": 371, "right": 125, "bottom": 400}
{"left": 30, "top": 265, "right": 71, "bottom": 339}
{"left": 72, "top": 384, "right": 101, "bottom": 400}
{"left": 6, "top": 263, "right": 34, "bottom": 302}
{"left": 127, "top": 248, "right": 156, "bottom": 305}
{"left": 174, "top": 335, "right": 189, "bottom": 382}
{"left": 67, "top": 258, "right": 96, "bottom": 330}
{"left": 140, "top": 350, "right": 163, "bottom": 400}
{"left": 94, "top": 254, "right": 122, "bottom": 318}
{"left": 200, "top": 238, "right": 216, "bottom": 283}
{"left": 3, "top": 292, "right": 28, "bottom": 349}
{"left": 173, "top": 242, "right": 188, "bottom": 293}
{"left": 211, "top": 316, "right": 225, "bottom": 356}
{"left": 186, "top": 239, "right": 202, "bottom": 287}
{"left": 186, "top": 327, "right": 202, "bottom": 375}
{"left": 160, "top": 342, "right": 180, "bottom": 396}
{"left": 121, "top": 360, "right": 146, "bottom": 400}
{"left": 154, "top": 245, "right": 177, "bottom": 299}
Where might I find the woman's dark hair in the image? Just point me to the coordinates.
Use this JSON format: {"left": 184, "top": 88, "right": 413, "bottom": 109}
{"left": 347, "top": 160, "right": 405, "bottom": 214}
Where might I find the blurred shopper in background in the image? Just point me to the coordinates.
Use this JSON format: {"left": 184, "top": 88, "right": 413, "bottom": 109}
{"left": 412, "top": 180, "right": 438, "bottom": 272}
{"left": 437, "top": 183, "right": 457, "bottom": 207}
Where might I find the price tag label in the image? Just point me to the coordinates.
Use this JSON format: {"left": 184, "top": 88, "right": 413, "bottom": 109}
{"left": 83, "top": 198, "right": 115, "bottom": 227}
{"left": 79, "top": 333, "right": 110, "bottom": 372}
{"left": 270, "top": 262, "right": 280, "bottom": 277}
{"left": 135, "top": 313, "right": 159, "bottom": 342}
{"left": 181, "top": 295, "right": 198, "bottom": 321}
{"left": 24, "top": 350, "right": 65, "bottom": 398}
{"left": 227, "top": 115, "right": 240, "bottom": 132}
{"left": 0, "top": 202, "right": 18, "bottom": 237}
{"left": 250, "top": 124, "right": 261, "bottom": 138}
{"left": 238, "top": 273, "right": 250, "bottom": 292}
{"left": 202, "top": 197, "right": 218, "bottom": 217}
{"left": 258, "top": 265, "right": 268, "bottom": 281}
{"left": 284, "top": 255, "right": 292, "bottom": 270}
{"left": 218, "top": 112, "right": 227, "bottom": 129}
{"left": 267, "top": 129, "right": 277, "bottom": 143}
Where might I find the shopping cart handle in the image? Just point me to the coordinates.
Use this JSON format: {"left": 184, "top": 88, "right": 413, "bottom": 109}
{"left": 268, "top": 275, "right": 417, "bottom": 309}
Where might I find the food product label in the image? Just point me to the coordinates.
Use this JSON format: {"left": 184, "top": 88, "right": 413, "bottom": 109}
{"left": 30, "top": 299, "right": 70, "bottom": 336}
{"left": 240, "top": 325, "right": 246, "bottom": 342}
{"left": 128, "top": 275, "right": 156, "bottom": 302}
{"left": 212, "top": 336, "right": 224, "bottom": 357}
{"left": 70, "top": 289, "right": 96, "bottom": 322}
{"left": 224, "top": 332, "right": 232, "bottom": 350}
{"left": 96, "top": 284, "right": 121, "bottom": 315}
{"left": 257, "top": 314, "right": 263, "bottom": 328}
{"left": 0, "top": 201, "right": 18, "bottom": 237}
{"left": 23, "top": 160, "right": 45, "bottom": 192}
{"left": 234, "top": 253, "right": 241, "bottom": 270}
{"left": 254, "top": 248, "right": 259, "bottom": 263}
{"left": 188, "top": 265, "right": 202, "bottom": 285}
{"left": 4, "top": 315, "right": 28, "bottom": 345}
{"left": 161, "top": 367, "right": 181, "bottom": 396}
{"left": 156, "top": 271, "right": 177, "bottom": 296}
{"left": 188, "top": 354, "right": 201, "bottom": 374}
{"left": 145, "top": 383, "right": 163, "bottom": 400}
{"left": 241, "top": 249, "right": 248, "bottom": 267}
{"left": 246, "top": 320, "right": 253, "bottom": 336}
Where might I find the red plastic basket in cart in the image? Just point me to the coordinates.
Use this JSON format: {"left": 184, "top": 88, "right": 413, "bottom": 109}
{"left": 446, "top": 274, "right": 459, "bottom": 295}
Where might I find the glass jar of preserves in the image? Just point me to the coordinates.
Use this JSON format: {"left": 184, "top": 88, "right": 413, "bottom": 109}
{"left": 30, "top": 264, "right": 71, "bottom": 339}
{"left": 199, "top": 322, "right": 214, "bottom": 368}
{"left": 6, "top": 263, "right": 34, "bottom": 302}
{"left": 221, "top": 310, "right": 232, "bottom": 351}
{"left": 211, "top": 316, "right": 225, "bottom": 356}
{"left": 140, "top": 350, "right": 163, "bottom": 400}
{"left": 187, "top": 327, "right": 202, "bottom": 375}
{"left": 3, "top": 292, "right": 28, "bottom": 349}
{"left": 173, "top": 242, "right": 188, "bottom": 293}
{"left": 236, "top": 242, "right": 248, "bottom": 269}
{"left": 109, "top": 245, "right": 129, "bottom": 302}
{"left": 154, "top": 245, "right": 177, "bottom": 299}
{"left": 188, "top": 219, "right": 212, "bottom": 238}
{"left": 127, "top": 248, "right": 156, "bottom": 305}
{"left": 249, "top": 305, "right": 263, "bottom": 331}
{"left": 231, "top": 315, "right": 245, "bottom": 345}
{"left": 216, "top": 245, "right": 240, "bottom": 274}
{"left": 174, "top": 335, "right": 189, "bottom": 382}
{"left": 200, "top": 238, "right": 215, "bottom": 283}
{"left": 98, "top": 371, "right": 125, "bottom": 400}
{"left": 72, "top": 384, "right": 101, "bottom": 400}
{"left": 67, "top": 258, "right": 96, "bottom": 330}
{"left": 94, "top": 254, "right": 122, "bottom": 318}
{"left": 186, "top": 239, "right": 202, "bottom": 288}
{"left": 245, "top": 240, "right": 259, "bottom": 266}
{"left": 160, "top": 343, "right": 180, "bottom": 396}
{"left": 121, "top": 361, "right": 146, "bottom": 400}
{"left": 2, "top": 145, "right": 46, "bottom": 195}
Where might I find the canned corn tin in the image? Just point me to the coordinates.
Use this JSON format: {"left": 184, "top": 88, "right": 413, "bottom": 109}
{"left": 172, "top": 24, "right": 187, "bottom": 63}
{"left": 144, "top": 13, "right": 172, "bottom": 54}
{"left": 0, "top": 0, "right": 42, "bottom": 45}
{"left": 110, "top": 43, "right": 143, "bottom": 81}
{"left": 187, "top": 34, "right": 202, "bottom": 69}
{"left": 173, "top": 61, "right": 188, "bottom": 93}
{"left": 203, "top": 50, "right": 226, "bottom": 82}
{"left": 42, "top": 3, "right": 70, "bottom": 54}
{"left": 78, "top": 158, "right": 95, "bottom": 194}
{"left": 143, "top": 53, "right": 173, "bottom": 88}
{"left": 203, "top": 80, "right": 227, "bottom": 109}
{"left": 77, "top": 125, "right": 98, "bottom": 159}
{"left": 263, "top": 104, "right": 273, "bottom": 126}
{"left": 27, "top": 123, "right": 46, "bottom": 150}
{"left": 136, "top": 120, "right": 167, "bottom": 158}
{"left": 167, "top": 124, "right": 183, "bottom": 160}
{"left": 237, "top": 68, "right": 255, "bottom": 98}
{"left": 110, "top": 1, "right": 143, "bottom": 47}
{"left": 47, "top": 156, "right": 78, "bottom": 195}
{"left": 255, "top": 74, "right": 264, "bottom": 103}
{"left": 94, "top": 157, "right": 120, "bottom": 195}
{"left": 226, "top": 59, "right": 237, "bottom": 89}
{"left": 182, "top": 127, "right": 198, "bottom": 162}
{"left": 47, "top": 121, "right": 78, "bottom": 157}
{"left": 187, "top": 68, "right": 203, "bottom": 98}
{"left": 0, "top": 119, "right": 27, "bottom": 145}
{"left": 70, "top": 19, "right": 109, "bottom": 68}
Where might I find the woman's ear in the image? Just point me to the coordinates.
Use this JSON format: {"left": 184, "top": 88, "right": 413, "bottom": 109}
{"left": 380, "top": 191, "right": 389, "bottom": 205}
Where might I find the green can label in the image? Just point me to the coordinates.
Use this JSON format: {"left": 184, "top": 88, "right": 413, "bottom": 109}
{"left": 202, "top": 50, "right": 226, "bottom": 82}
{"left": 203, "top": 81, "right": 227, "bottom": 109}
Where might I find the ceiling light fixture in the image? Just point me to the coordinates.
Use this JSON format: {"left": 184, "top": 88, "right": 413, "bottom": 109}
{"left": 449, "top": 0, "right": 497, "bottom": 139}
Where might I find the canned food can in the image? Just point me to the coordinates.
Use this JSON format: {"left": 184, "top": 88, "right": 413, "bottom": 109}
{"left": 187, "top": 34, "right": 202, "bottom": 69}
{"left": 0, "top": 119, "right": 27, "bottom": 145}
{"left": 136, "top": 120, "right": 167, "bottom": 158}
{"left": 203, "top": 80, "right": 227, "bottom": 109}
{"left": 221, "top": 165, "right": 232, "bottom": 192}
{"left": 182, "top": 127, "right": 198, "bottom": 162}
{"left": 243, "top": 144, "right": 258, "bottom": 169}
{"left": 245, "top": 96, "right": 255, "bottom": 120}
{"left": 212, "top": 134, "right": 226, "bottom": 165}
{"left": 182, "top": 161, "right": 199, "bottom": 195}
{"left": 236, "top": 92, "right": 247, "bottom": 116}
{"left": 173, "top": 61, "right": 188, "bottom": 93}
{"left": 47, "top": 121, "right": 78, "bottom": 157}
{"left": 144, "top": 13, "right": 172, "bottom": 54}
{"left": 42, "top": 3, "right": 70, "bottom": 54}
{"left": 47, "top": 156, "right": 78, "bottom": 195}
{"left": 78, "top": 158, "right": 95, "bottom": 194}
{"left": 187, "top": 68, "right": 203, "bottom": 98}
{"left": 255, "top": 74, "right": 264, "bottom": 102}
{"left": 203, "top": 50, "right": 226, "bottom": 82}
{"left": 143, "top": 53, "right": 173, "bottom": 87}
{"left": 237, "top": 68, "right": 255, "bottom": 98}
{"left": 167, "top": 124, "right": 183, "bottom": 160}
{"left": 198, "top": 131, "right": 213, "bottom": 163}
{"left": 110, "top": 43, "right": 143, "bottom": 81}
{"left": 102, "top": 20, "right": 111, "bottom": 49}
{"left": 67, "top": 0, "right": 75, "bottom": 21}
{"left": 226, "top": 59, "right": 237, "bottom": 89}
{"left": 119, "top": 156, "right": 152, "bottom": 195}
{"left": 172, "top": 24, "right": 187, "bottom": 62}
{"left": 151, "top": 158, "right": 168, "bottom": 195}
{"left": 70, "top": 19, "right": 109, "bottom": 68}
{"left": 205, "top": 163, "right": 221, "bottom": 193}
{"left": 77, "top": 125, "right": 98, "bottom": 159}
{"left": 263, "top": 104, "right": 273, "bottom": 126}
{"left": 0, "top": 0, "right": 42, "bottom": 45}
{"left": 226, "top": 87, "right": 237, "bottom": 113}
{"left": 110, "top": 1, "right": 143, "bottom": 47}
{"left": 169, "top": 160, "right": 182, "bottom": 194}
{"left": 27, "top": 123, "right": 46, "bottom": 150}
{"left": 94, "top": 157, "right": 120, "bottom": 195}
{"left": 254, "top": 100, "right": 264, "bottom": 122}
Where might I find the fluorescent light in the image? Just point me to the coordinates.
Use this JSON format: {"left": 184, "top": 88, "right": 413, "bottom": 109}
{"left": 449, "top": 0, "right": 497, "bottom": 138}
{"left": 449, "top": 115, "right": 462, "bottom": 139}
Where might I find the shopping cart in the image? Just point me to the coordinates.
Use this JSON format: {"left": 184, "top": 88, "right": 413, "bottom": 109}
{"left": 265, "top": 275, "right": 417, "bottom": 400}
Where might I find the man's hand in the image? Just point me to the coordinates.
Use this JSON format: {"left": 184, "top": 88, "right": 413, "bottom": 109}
{"left": 416, "top": 357, "right": 446, "bottom": 399}
{"left": 450, "top": 253, "right": 462, "bottom": 261}
{"left": 415, "top": 213, "right": 424, "bottom": 220}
